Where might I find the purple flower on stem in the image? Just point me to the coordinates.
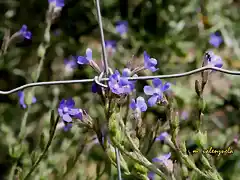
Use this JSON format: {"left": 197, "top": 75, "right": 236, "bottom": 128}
{"left": 108, "top": 69, "right": 135, "bottom": 95}
{"left": 48, "top": 0, "right": 65, "bottom": 7}
{"left": 209, "top": 33, "right": 223, "bottom": 48}
{"left": 155, "top": 132, "right": 169, "bottom": 141}
{"left": 204, "top": 51, "right": 223, "bottom": 68}
{"left": 130, "top": 97, "right": 147, "bottom": 113}
{"left": 144, "top": 78, "right": 171, "bottom": 107}
{"left": 152, "top": 152, "right": 171, "bottom": 166}
{"left": 77, "top": 48, "right": 92, "bottom": 65}
{"left": 58, "top": 98, "right": 83, "bottom": 123}
{"left": 105, "top": 40, "right": 117, "bottom": 52}
{"left": 116, "top": 21, "right": 128, "bottom": 35}
{"left": 18, "top": 91, "right": 36, "bottom": 109}
{"left": 144, "top": 51, "right": 159, "bottom": 72}
{"left": 19, "top": 25, "right": 32, "bottom": 40}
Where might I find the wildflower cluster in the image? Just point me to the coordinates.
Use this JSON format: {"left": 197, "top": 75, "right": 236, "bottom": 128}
{"left": 10, "top": 1, "right": 230, "bottom": 180}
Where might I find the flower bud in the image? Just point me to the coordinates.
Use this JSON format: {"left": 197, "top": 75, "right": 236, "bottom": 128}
{"left": 181, "top": 164, "right": 189, "bottom": 177}
{"left": 179, "top": 141, "right": 187, "bottom": 154}
{"left": 194, "top": 131, "right": 208, "bottom": 148}
{"left": 182, "top": 155, "right": 197, "bottom": 169}
{"left": 37, "top": 44, "right": 46, "bottom": 58}
{"left": 200, "top": 155, "right": 212, "bottom": 170}
{"left": 195, "top": 80, "right": 201, "bottom": 96}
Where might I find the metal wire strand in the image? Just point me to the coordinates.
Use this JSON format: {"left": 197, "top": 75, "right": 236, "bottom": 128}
{"left": 0, "top": 66, "right": 239, "bottom": 95}
{"left": 95, "top": 0, "right": 109, "bottom": 76}
{"left": 94, "top": 0, "right": 122, "bottom": 179}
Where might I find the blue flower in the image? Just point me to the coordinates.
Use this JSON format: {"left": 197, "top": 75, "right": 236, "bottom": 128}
{"left": 204, "top": 51, "right": 223, "bottom": 68}
{"left": 19, "top": 25, "right": 32, "bottom": 40}
{"left": 64, "top": 58, "right": 77, "bottom": 70}
{"left": 48, "top": 0, "right": 65, "bottom": 7}
{"left": 130, "top": 97, "right": 147, "bottom": 113}
{"left": 108, "top": 69, "right": 135, "bottom": 95}
{"left": 77, "top": 48, "right": 92, "bottom": 65}
{"left": 144, "top": 51, "right": 158, "bottom": 72}
{"left": 147, "top": 171, "right": 155, "bottom": 180}
{"left": 152, "top": 152, "right": 171, "bottom": 166}
{"left": 180, "top": 111, "right": 189, "bottom": 120}
{"left": 209, "top": 33, "right": 223, "bottom": 48}
{"left": 116, "top": 21, "right": 128, "bottom": 35}
{"left": 63, "top": 123, "right": 72, "bottom": 131}
{"left": 155, "top": 132, "right": 169, "bottom": 141}
{"left": 105, "top": 40, "right": 117, "bottom": 52}
{"left": 144, "top": 78, "right": 170, "bottom": 107}
{"left": 91, "top": 82, "right": 102, "bottom": 93}
{"left": 58, "top": 98, "right": 83, "bottom": 123}
{"left": 18, "top": 91, "right": 36, "bottom": 109}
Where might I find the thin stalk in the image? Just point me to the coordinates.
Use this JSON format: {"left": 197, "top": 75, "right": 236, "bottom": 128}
{"left": 18, "top": 16, "right": 52, "bottom": 141}
{"left": 23, "top": 116, "right": 59, "bottom": 180}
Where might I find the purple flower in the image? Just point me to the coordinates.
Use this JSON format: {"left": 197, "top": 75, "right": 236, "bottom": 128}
{"left": 77, "top": 48, "right": 92, "bottom": 65}
{"left": 108, "top": 69, "right": 135, "bottom": 95}
{"left": 144, "top": 78, "right": 171, "bottom": 107}
{"left": 144, "top": 51, "right": 159, "bottom": 72}
{"left": 116, "top": 21, "right": 128, "bottom": 35}
{"left": 155, "top": 132, "right": 169, "bottom": 141}
{"left": 130, "top": 97, "right": 147, "bottom": 113}
{"left": 63, "top": 123, "right": 72, "bottom": 131}
{"left": 152, "top": 152, "right": 171, "bottom": 166}
{"left": 18, "top": 91, "right": 36, "bottom": 109}
{"left": 204, "top": 51, "right": 223, "bottom": 68}
{"left": 148, "top": 171, "right": 155, "bottom": 180}
{"left": 64, "top": 58, "right": 77, "bottom": 70}
{"left": 19, "top": 25, "right": 32, "bottom": 40}
{"left": 48, "top": 0, "right": 65, "bottom": 7}
{"left": 105, "top": 40, "right": 117, "bottom": 52}
{"left": 91, "top": 82, "right": 102, "bottom": 93}
{"left": 180, "top": 111, "right": 189, "bottom": 120}
{"left": 209, "top": 33, "right": 223, "bottom": 48}
{"left": 58, "top": 98, "right": 83, "bottom": 123}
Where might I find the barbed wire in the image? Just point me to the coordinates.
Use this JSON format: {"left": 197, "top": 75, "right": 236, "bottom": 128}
{"left": 0, "top": 66, "right": 239, "bottom": 95}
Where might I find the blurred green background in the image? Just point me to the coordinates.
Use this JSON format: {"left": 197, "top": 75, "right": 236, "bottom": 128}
{"left": 0, "top": 0, "right": 240, "bottom": 179}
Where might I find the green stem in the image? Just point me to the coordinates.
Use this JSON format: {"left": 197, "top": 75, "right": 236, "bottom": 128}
{"left": 8, "top": 161, "right": 17, "bottom": 180}
{"left": 18, "top": 18, "right": 52, "bottom": 141}
{"left": 23, "top": 116, "right": 59, "bottom": 180}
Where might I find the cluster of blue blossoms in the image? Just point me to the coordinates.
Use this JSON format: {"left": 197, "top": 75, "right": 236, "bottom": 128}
{"left": 15, "top": 0, "right": 225, "bottom": 178}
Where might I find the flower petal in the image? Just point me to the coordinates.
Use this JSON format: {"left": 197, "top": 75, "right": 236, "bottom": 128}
{"left": 59, "top": 99, "right": 65, "bottom": 109}
{"left": 152, "top": 78, "right": 162, "bottom": 88}
{"left": 69, "top": 108, "right": 80, "bottom": 116}
{"left": 77, "top": 56, "right": 89, "bottom": 64}
{"left": 86, "top": 48, "right": 92, "bottom": 60}
{"left": 32, "top": 96, "right": 37, "bottom": 104}
{"left": 66, "top": 98, "right": 75, "bottom": 108}
{"left": 136, "top": 97, "right": 147, "bottom": 112}
{"left": 144, "top": 51, "right": 150, "bottom": 61}
{"left": 62, "top": 114, "right": 72, "bottom": 123}
{"left": 130, "top": 99, "right": 137, "bottom": 110}
{"left": 148, "top": 95, "right": 158, "bottom": 107}
{"left": 144, "top": 86, "right": 154, "bottom": 95}
{"left": 58, "top": 108, "right": 63, "bottom": 117}
{"left": 162, "top": 82, "right": 171, "bottom": 91}
{"left": 148, "top": 58, "right": 157, "bottom": 66}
